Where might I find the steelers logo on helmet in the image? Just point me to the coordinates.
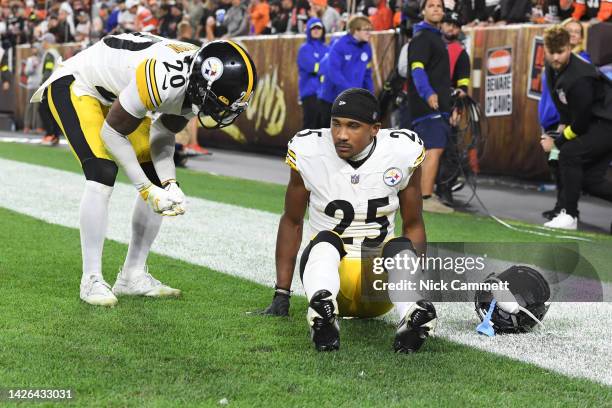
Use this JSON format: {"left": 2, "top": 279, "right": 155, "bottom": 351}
{"left": 187, "top": 40, "right": 258, "bottom": 129}
{"left": 383, "top": 167, "right": 403, "bottom": 186}
{"left": 201, "top": 57, "right": 224, "bottom": 84}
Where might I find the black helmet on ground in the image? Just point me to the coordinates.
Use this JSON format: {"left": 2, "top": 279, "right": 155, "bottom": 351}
{"left": 474, "top": 265, "right": 551, "bottom": 333}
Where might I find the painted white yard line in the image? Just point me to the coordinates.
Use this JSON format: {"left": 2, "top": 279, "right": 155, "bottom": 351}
{"left": 1, "top": 157, "right": 611, "bottom": 387}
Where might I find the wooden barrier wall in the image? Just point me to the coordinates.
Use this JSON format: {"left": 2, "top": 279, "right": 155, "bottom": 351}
{"left": 200, "top": 31, "right": 398, "bottom": 152}
{"left": 465, "top": 24, "right": 549, "bottom": 179}
{"left": 8, "top": 26, "right": 561, "bottom": 179}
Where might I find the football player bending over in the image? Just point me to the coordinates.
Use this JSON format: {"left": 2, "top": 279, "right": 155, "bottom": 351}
{"left": 31, "top": 33, "right": 257, "bottom": 306}
{"left": 263, "top": 88, "right": 437, "bottom": 352}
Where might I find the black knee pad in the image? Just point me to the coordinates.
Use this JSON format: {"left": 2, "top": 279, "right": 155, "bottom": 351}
{"left": 381, "top": 236, "right": 416, "bottom": 259}
{"left": 140, "top": 161, "right": 162, "bottom": 188}
{"left": 299, "top": 230, "right": 347, "bottom": 281}
{"left": 82, "top": 158, "right": 118, "bottom": 187}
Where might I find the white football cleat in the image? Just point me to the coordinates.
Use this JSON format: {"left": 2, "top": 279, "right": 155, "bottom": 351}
{"left": 80, "top": 275, "right": 118, "bottom": 307}
{"left": 112, "top": 267, "right": 181, "bottom": 297}
{"left": 543, "top": 209, "right": 577, "bottom": 230}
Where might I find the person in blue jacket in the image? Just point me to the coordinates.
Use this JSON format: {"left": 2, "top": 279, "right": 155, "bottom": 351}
{"left": 318, "top": 15, "right": 374, "bottom": 128}
{"left": 538, "top": 19, "right": 591, "bottom": 220}
{"left": 297, "top": 18, "right": 329, "bottom": 130}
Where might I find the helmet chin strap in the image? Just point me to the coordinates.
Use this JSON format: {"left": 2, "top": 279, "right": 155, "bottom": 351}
{"left": 517, "top": 305, "right": 546, "bottom": 328}
{"left": 490, "top": 277, "right": 546, "bottom": 329}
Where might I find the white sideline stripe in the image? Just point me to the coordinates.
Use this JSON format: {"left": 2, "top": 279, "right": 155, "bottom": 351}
{"left": 1, "top": 157, "right": 611, "bottom": 387}
{"left": 0, "top": 136, "right": 69, "bottom": 145}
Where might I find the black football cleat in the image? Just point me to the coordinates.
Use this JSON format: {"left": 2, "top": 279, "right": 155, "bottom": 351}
{"left": 394, "top": 300, "right": 437, "bottom": 353}
{"left": 308, "top": 290, "right": 340, "bottom": 352}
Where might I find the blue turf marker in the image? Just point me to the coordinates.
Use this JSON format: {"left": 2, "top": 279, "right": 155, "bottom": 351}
{"left": 477, "top": 299, "right": 497, "bottom": 337}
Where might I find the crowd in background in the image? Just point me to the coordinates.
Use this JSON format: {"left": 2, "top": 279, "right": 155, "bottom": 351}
{"left": 0, "top": 0, "right": 610, "bottom": 51}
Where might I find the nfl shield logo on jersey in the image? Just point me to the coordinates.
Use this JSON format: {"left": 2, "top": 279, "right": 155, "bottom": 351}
{"left": 351, "top": 174, "right": 360, "bottom": 184}
{"left": 383, "top": 167, "right": 403, "bottom": 187}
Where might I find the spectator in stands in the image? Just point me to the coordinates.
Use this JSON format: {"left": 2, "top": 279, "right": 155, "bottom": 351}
{"left": 222, "top": 0, "right": 250, "bottom": 37}
{"left": 498, "top": 0, "right": 532, "bottom": 23}
{"left": 197, "top": 0, "right": 229, "bottom": 39}
{"left": 572, "top": 0, "right": 611, "bottom": 22}
{"left": 136, "top": 7, "right": 158, "bottom": 33}
{"left": 214, "top": 0, "right": 233, "bottom": 37}
{"left": 538, "top": 18, "right": 591, "bottom": 220}
{"left": 118, "top": 0, "right": 139, "bottom": 32}
{"left": 293, "top": 0, "right": 312, "bottom": 32}
{"left": 184, "top": 0, "right": 205, "bottom": 30}
{"left": 531, "top": 0, "right": 573, "bottom": 23}
{"left": 51, "top": 8, "right": 75, "bottom": 42}
{"left": 402, "top": 0, "right": 422, "bottom": 34}
{"left": 106, "top": 0, "right": 126, "bottom": 34}
{"left": 37, "top": 33, "right": 62, "bottom": 146}
{"left": 269, "top": 0, "right": 294, "bottom": 33}
{"left": 159, "top": 2, "right": 183, "bottom": 38}
{"left": 318, "top": 15, "right": 374, "bottom": 127}
{"left": 177, "top": 20, "right": 200, "bottom": 44}
{"left": 297, "top": 18, "right": 328, "bottom": 129}
{"left": 540, "top": 25, "right": 612, "bottom": 229}
{"left": 250, "top": 0, "right": 271, "bottom": 34}
{"left": 23, "top": 42, "right": 43, "bottom": 133}
{"left": 74, "top": 10, "right": 91, "bottom": 42}
{"left": 90, "top": 16, "right": 105, "bottom": 42}
{"left": 105, "top": 0, "right": 125, "bottom": 34}
{"left": 407, "top": 0, "right": 453, "bottom": 213}
{"left": 281, "top": 0, "right": 301, "bottom": 33}
{"left": 368, "top": 0, "right": 393, "bottom": 30}
{"left": 309, "top": 0, "right": 341, "bottom": 32}
{"left": 4, "top": 1, "right": 27, "bottom": 45}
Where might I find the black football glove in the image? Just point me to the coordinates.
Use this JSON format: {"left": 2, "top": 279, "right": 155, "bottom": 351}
{"left": 254, "top": 286, "right": 291, "bottom": 316}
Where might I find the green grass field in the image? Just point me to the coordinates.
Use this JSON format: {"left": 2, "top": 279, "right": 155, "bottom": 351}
{"left": 1, "top": 142, "right": 611, "bottom": 407}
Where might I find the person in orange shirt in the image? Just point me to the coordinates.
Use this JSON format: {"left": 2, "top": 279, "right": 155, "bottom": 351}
{"left": 368, "top": 0, "right": 393, "bottom": 31}
{"left": 572, "top": 0, "right": 611, "bottom": 22}
{"left": 249, "top": 0, "right": 270, "bottom": 34}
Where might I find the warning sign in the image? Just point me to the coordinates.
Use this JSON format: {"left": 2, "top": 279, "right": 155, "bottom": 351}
{"left": 485, "top": 46, "right": 513, "bottom": 117}
{"left": 527, "top": 37, "right": 545, "bottom": 100}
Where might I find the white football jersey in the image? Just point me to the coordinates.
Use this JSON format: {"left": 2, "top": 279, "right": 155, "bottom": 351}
{"left": 286, "top": 128, "right": 425, "bottom": 258}
{"left": 32, "top": 32, "right": 200, "bottom": 118}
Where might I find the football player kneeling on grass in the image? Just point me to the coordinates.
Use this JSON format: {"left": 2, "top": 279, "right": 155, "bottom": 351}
{"left": 261, "top": 88, "right": 438, "bottom": 352}
{"left": 31, "top": 33, "right": 257, "bottom": 306}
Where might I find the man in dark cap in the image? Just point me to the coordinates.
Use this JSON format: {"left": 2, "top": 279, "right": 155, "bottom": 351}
{"left": 258, "top": 88, "right": 438, "bottom": 354}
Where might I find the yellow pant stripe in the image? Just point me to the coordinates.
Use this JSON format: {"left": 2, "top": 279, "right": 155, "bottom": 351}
{"left": 48, "top": 81, "right": 153, "bottom": 164}
{"left": 47, "top": 83, "right": 80, "bottom": 162}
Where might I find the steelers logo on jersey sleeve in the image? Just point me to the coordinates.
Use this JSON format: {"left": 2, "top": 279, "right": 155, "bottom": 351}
{"left": 383, "top": 167, "right": 403, "bottom": 187}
